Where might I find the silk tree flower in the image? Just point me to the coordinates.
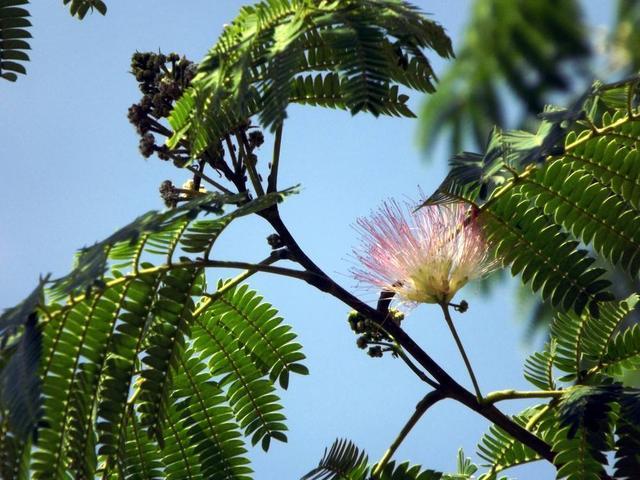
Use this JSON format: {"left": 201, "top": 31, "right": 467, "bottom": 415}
{"left": 351, "top": 198, "right": 495, "bottom": 305}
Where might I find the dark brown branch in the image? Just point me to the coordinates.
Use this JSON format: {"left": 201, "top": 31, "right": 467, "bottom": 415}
{"left": 377, "top": 290, "right": 395, "bottom": 315}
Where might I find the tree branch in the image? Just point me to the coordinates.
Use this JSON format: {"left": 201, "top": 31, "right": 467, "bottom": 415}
{"left": 260, "top": 205, "right": 556, "bottom": 464}
{"left": 53, "top": 254, "right": 312, "bottom": 317}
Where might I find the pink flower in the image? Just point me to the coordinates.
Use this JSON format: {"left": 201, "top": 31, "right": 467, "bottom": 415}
{"left": 352, "top": 199, "right": 495, "bottom": 305}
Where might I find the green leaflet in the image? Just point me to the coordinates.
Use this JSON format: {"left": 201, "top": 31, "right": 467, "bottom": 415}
{"left": 160, "top": 398, "right": 203, "bottom": 480}
{"left": 0, "top": 414, "right": 29, "bottom": 480}
{"left": 372, "top": 462, "right": 443, "bottom": 480}
{"left": 521, "top": 117, "right": 640, "bottom": 278}
{"left": 168, "top": 0, "right": 452, "bottom": 154}
{"left": 475, "top": 386, "right": 637, "bottom": 479}
{"left": 97, "top": 272, "right": 165, "bottom": 462}
{"left": 49, "top": 192, "right": 227, "bottom": 298}
{"left": 122, "top": 410, "right": 163, "bottom": 480}
{"left": 582, "top": 294, "right": 639, "bottom": 374}
{"left": 597, "top": 322, "right": 640, "bottom": 375}
{"left": 34, "top": 290, "right": 114, "bottom": 479}
{"left": 172, "top": 350, "right": 252, "bottom": 480}
{"left": 289, "top": 73, "right": 415, "bottom": 117}
{"left": 614, "top": 389, "right": 640, "bottom": 479}
{"left": 552, "top": 385, "right": 620, "bottom": 480}
{"left": 137, "top": 266, "right": 203, "bottom": 445}
{"left": 523, "top": 339, "right": 557, "bottom": 390}
{"left": 483, "top": 186, "right": 612, "bottom": 316}
{"left": 478, "top": 292, "right": 639, "bottom": 479}
{"left": 205, "top": 281, "right": 308, "bottom": 389}
{"left": 1, "top": 0, "right": 107, "bottom": 83}
{"left": 48, "top": 188, "right": 290, "bottom": 300}
{"left": 302, "top": 438, "right": 369, "bottom": 480}
{"left": 0, "top": 314, "right": 41, "bottom": 441}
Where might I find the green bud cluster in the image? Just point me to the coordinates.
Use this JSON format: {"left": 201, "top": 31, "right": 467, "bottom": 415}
{"left": 347, "top": 309, "right": 404, "bottom": 359}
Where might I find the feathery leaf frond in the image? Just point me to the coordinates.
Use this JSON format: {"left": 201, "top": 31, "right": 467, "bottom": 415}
{"left": 303, "top": 438, "right": 447, "bottom": 480}
{"left": 0, "top": 185, "right": 304, "bottom": 479}
{"left": 302, "top": 438, "right": 368, "bottom": 480}
{"left": 477, "top": 405, "right": 553, "bottom": 479}
{"left": 552, "top": 384, "right": 620, "bottom": 480}
{"left": 426, "top": 77, "right": 640, "bottom": 317}
{"left": 168, "top": 0, "right": 453, "bottom": 155}
{"left": 523, "top": 340, "right": 557, "bottom": 390}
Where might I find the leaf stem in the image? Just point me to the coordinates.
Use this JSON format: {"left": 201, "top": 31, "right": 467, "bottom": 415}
{"left": 268, "top": 123, "right": 283, "bottom": 193}
{"left": 193, "top": 254, "right": 281, "bottom": 317}
{"left": 525, "top": 404, "right": 552, "bottom": 431}
{"left": 49, "top": 256, "right": 312, "bottom": 320}
{"left": 439, "top": 302, "right": 482, "bottom": 402}
{"left": 483, "top": 389, "right": 564, "bottom": 404}
{"left": 371, "top": 390, "right": 445, "bottom": 478}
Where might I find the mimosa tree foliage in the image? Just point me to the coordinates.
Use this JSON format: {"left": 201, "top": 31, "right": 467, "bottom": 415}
{"left": 0, "top": 0, "right": 107, "bottom": 82}
{"left": 2, "top": 1, "right": 640, "bottom": 479}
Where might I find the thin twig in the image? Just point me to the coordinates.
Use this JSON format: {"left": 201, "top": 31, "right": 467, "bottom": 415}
{"left": 525, "top": 404, "right": 552, "bottom": 431}
{"left": 185, "top": 165, "right": 234, "bottom": 194}
{"left": 394, "top": 347, "right": 439, "bottom": 388}
{"left": 268, "top": 123, "right": 283, "bottom": 193}
{"left": 376, "top": 290, "right": 395, "bottom": 316}
{"left": 191, "top": 159, "right": 205, "bottom": 192}
{"left": 51, "top": 256, "right": 311, "bottom": 315}
{"left": 371, "top": 390, "right": 445, "bottom": 478}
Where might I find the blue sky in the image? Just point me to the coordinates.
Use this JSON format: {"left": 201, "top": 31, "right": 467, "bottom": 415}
{"left": 1, "top": 1, "right": 613, "bottom": 478}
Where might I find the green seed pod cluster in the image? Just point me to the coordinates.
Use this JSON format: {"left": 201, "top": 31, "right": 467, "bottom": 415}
{"left": 127, "top": 52, "right": 196, "bottom": 163}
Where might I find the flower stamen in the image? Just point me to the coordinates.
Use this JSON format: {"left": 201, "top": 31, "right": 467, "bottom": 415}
{"left": 352, "top": 197, "right": 495, "bottom": 306}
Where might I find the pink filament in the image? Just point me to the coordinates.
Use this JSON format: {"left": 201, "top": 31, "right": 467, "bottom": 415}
{"left": 352, "top": 199, "right": 494, "bottom": 304}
